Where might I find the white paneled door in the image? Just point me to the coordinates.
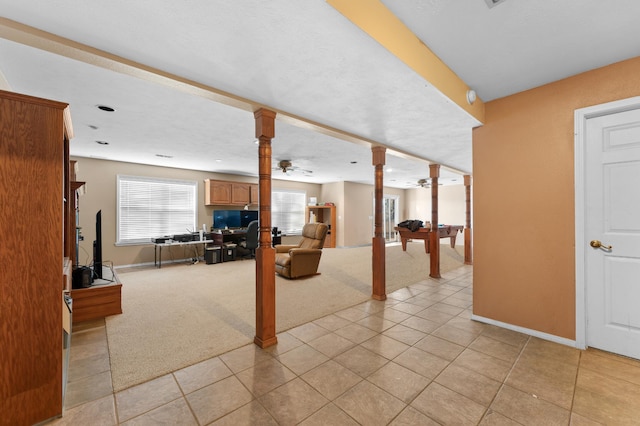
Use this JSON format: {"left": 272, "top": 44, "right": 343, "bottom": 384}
{"left": 584, "top": 105, "right": 640, "bottom": 360}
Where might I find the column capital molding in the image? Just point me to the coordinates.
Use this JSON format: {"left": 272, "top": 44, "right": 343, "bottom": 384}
{"left": 254, "top": 108, "right": 276, "bottom": 139}
{"left": 429, "top": 163, "right": 440, "bottom": 178}
{"left": 371, "top": 146, "right": 386, "bottom": 166}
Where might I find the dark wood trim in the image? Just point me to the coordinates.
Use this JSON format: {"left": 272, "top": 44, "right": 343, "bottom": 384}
{"left": 464, "top": 174, "right": 473, "bottom": 265}
{"left": 429, "top": 164, "right": 441, "bottom": 278}
{"left": 253, "top": 108, "right": 277, "bottom": 348}
{"left": 371, "top": 146, "right": 386, "bottom": 300}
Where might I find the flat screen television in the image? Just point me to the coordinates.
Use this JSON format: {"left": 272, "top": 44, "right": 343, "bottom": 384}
{"left": 213, "top": 210, "right": 258, "bottom": 229}
{"left": 93, "top": 210, "right": 102, "bottom": 280}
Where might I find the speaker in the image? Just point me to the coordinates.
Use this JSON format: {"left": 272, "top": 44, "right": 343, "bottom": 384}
{"left": 72, "top": 266, "right": 92, "bottom": 289}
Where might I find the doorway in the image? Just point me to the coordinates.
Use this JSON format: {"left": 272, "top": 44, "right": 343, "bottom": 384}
{"left": 375, "top": 194, "right": 399, "bottom": 242}
{"left": 575, "top": 96, "right": 640, "bottom": 359}
{"left": 383, "top": 195, "right": 399, "bottom": 242}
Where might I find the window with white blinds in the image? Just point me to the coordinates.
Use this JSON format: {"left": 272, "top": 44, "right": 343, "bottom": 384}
{"left": 271, "top": 189, "right": 306, "bottom": 235}
{"left": 117, "top": 175, "right": 197, "bottom": 245}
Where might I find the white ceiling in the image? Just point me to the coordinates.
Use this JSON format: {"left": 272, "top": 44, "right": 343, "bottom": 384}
{"left": 1, "top": 0, "right": 639, "bottom": 188}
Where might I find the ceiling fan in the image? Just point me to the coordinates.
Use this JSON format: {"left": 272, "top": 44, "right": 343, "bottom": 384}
{"left": 412, "top": 178, "right": 443, "bottom": 188}
{"left": 416, "top": 178, "right": 431, "bottom": 188}
{"left": 274, "top": 160, "right": 313, "bottom": 176}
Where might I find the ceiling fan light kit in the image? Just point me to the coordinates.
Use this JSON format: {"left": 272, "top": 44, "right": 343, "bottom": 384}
{"left": 417, "top": 178, "right": 431, "bottom": 188}
{"left": 275, "top": 160, "right": 313, "bottom": 176}
{"left": 278, "top": 160, "right": 292, "bottom": 173}
{"left": 484, "top": 0, "right": 508, "bottom": 8}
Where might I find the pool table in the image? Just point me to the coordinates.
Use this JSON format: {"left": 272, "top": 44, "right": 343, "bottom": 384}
{"left": 394, "top": 225, "right": 464, "bottom": 254}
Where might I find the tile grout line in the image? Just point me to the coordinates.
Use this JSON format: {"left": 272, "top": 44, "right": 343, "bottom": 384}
{"left": 476, "top": 334, "right": 532, "bottom": 425}
{"left": 171, "top": 371, "right": 202, "bottom": 426}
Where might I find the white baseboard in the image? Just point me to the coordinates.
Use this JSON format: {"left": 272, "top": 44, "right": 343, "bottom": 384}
{"left": 471, "top": 314, "right": 579, "bottom": 349}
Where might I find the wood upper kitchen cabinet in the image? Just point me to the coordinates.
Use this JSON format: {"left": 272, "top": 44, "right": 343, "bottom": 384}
{"left": 205, "top": 179, "right": 233, "bottom": 204}
{"left": 205, "top": 179, "right": 258, "bottom": 206}
{"left": 250, "top": 183, "right": 259, "bottom": 204}
{"left": 231, "top": 183, "right": 251, "bottom": 205}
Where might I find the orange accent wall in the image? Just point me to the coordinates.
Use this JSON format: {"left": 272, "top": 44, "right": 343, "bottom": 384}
{"left": 472, "top": 56, "right": 640, "bottom": 340}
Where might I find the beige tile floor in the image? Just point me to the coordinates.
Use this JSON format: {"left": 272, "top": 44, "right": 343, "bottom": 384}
{"left": 49, "top": 265, "right": 640, "bottom": 425}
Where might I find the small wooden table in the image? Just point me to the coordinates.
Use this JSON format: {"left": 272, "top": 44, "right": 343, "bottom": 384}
{"left": 70, "top": 267, "right": 122, "bottom": 324}
{"left": 394, "top": 225, "right": 464, "bottom": 253}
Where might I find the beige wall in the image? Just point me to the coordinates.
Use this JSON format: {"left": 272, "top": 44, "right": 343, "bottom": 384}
{"left": 343, "top": 182, "right": 374, "bottom": 247}
{"left": 473, "top": 56, "right": 640, "bottom": 340}
{"left": 405, "top": 185, "right": 465, "bottom": 226}
{"left": 321, "top": 181, "right": 398, "bottom": 247}
{"left": 74, "top": 157, "right": 320, "bottom": 267}
{"left": 74, "top": 156, "right": 466, "bottom": 266}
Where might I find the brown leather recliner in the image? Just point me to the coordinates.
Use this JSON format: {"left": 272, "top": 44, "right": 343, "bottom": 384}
{"left": 275, "top": 222, "right": 328, "bottom": 279}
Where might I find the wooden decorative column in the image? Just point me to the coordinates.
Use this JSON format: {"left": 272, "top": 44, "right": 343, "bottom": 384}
{"left": 429, "top": 164, "right": 441, "bottom": 278}
{"left": 254, "top": 108, "right": 277, "bottom": 348}
{"left": 464, "top": 174, "right": 473, "bottom": 265}
{"left": 372, "top": 146, "right": 386, "bottom": 300}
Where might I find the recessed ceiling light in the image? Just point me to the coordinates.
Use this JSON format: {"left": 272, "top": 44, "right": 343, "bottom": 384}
{"left": 95, "top": 140, "right": 109, "bottom": 145}
{"left": 386, "top": 168, "right": 393, "bottom": 173}
{"left": 215, "top": 159, "right": 222, "bottom": 162}
{"left": 97, "top": 105, "right": 116, "bottom": 112}
{"left": 155, "top": 154, "right": 173, "bottom": 158}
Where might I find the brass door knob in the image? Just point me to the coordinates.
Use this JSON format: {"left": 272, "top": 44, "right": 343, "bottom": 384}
{"left": 590, "top": 240, "right": 612, "bottom": 250}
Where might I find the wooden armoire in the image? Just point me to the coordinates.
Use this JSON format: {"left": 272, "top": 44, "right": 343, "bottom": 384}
{"left": 0, "top": 89, "right": 74, "bottom": 425}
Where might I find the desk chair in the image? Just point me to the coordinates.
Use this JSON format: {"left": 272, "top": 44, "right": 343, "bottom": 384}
{"left": 240, "top": 220, "right": 259, "bottom": 258}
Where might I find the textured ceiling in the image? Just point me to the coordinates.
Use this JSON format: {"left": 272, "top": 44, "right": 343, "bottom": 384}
{"left": 1, "top": 0, "right": 639, "bottom": 187}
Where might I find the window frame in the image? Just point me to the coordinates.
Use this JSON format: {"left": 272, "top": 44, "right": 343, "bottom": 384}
{"left": 116, "top": 175, "right": 198, "bottom": 246}
{"left": 271, "top": 189, "right": 306, "bottom": 235}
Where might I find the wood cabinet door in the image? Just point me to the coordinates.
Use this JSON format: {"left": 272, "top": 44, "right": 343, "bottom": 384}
{"left": 231, "top": 183, "right": 251, "bottom": 205}
{"left": 206, "top": 180, "right": 232, "bottom": 205}
{"left": 250, "top": 184, "right": 259, "bottom": 204}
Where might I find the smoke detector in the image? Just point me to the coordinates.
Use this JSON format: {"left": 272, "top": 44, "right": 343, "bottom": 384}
{"left": 484, "top": 0, "right": 507, "bottom": 8}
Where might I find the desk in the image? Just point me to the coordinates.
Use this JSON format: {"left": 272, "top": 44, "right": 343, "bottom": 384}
{"left": 211, "top": 230, "right": 246, "bottom": 247}
{"left": 211, "top": 229, "right": 284, "bottom": 248}
{"left": 154, "top": 239, "right": 214, "bottom": 268}
{"left": 394, "top": 225, "right": 463, "bottom": 254}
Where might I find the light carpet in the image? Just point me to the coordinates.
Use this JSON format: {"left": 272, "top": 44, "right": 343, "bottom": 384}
{"left": 106, "top": 242, "right": 465, "bottom": 391}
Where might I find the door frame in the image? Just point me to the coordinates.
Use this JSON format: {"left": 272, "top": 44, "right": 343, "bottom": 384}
{"left": 574, "top": 96, "right": 640, "bottom": 350}
{"left": 383, "top": 194, "right": 399, "bottom": 242}
{"left": 372, "top": 193, "right": 400, "bottom": 242}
